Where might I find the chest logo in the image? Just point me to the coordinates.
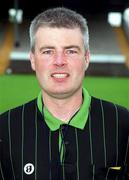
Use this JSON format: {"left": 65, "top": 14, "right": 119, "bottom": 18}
{"left": 24, "top": 163, "right": 34, "bottom": 175}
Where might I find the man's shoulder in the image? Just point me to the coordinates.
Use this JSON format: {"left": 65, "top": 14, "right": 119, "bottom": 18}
{"left": 0, "top": 98, "right": 37, "bottom": 121}
{"left": 91, "top": 96, "right": 129, "bottom": 116}
{"left": 91, "top": 96, "right": 129, "bottom": 133}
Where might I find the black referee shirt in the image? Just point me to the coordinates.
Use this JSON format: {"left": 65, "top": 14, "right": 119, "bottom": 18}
{"left": 0, "top": 96, "right": 129, "bottom": 180}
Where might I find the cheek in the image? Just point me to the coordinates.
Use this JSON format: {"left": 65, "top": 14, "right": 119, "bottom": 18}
{"left": 35, "top": 63, "right": 50, "bottom": 81}
{"left": 71, "top": 65, "right": 85, "bottom": 80}
{"left": 35, "top": 59, "right": 45, "bottom": 71}
{"left": 75, "top": 61, "right": 86, "bottom": 73}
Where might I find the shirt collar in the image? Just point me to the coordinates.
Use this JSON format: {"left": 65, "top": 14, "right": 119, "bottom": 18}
{"left": 37, "top": 87, "right": 91, "bottom": 131}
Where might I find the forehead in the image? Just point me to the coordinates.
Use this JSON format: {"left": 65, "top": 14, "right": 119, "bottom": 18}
{"left": 35, "top": 27, "right": 84, "bottom": 45}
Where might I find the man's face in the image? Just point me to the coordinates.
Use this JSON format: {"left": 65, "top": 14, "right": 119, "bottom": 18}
{"left": 30, "top": 27, "right": 90, "bottom": 99}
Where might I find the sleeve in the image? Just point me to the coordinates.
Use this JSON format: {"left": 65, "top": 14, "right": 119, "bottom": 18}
{"left": 119, "top": 107, "right": 129, "bottom": 177}
{"left": 126, "top": 109, "right": 129, "bottom": 176}
{"left": 0, "top": 113, "right": 6, "bottom": 180}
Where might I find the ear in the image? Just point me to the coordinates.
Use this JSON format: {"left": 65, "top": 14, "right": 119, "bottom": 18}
{"left": 29, "top": 51, "right": 36, "bottom": 71}
{"left": 84, "top": 50, "right": 90, "bottom": 70}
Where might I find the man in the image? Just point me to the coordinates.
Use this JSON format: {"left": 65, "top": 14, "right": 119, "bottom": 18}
{"left": 0, "top": 7, "right": 129, "bottom": 180}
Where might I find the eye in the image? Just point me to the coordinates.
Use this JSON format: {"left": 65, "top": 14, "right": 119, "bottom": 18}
{"left": 42, "top": 50, "right": 54, "bottom": 55}
{"left": 66, "top": 49, "right": 78, "bottom": 54}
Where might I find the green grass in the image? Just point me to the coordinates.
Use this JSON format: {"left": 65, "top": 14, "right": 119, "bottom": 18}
{"left": 83, "top": 77, "right": 129, "bottom": 108}
{"left": 0, "top": 74, "right": 129, "bottom": 113}
{"left": 0, "top": 75, "right": 40, "bottom": 113}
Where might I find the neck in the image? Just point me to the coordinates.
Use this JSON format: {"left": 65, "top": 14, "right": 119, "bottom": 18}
{"left": 42, "top": 89, "right": 83, "bottom": 122}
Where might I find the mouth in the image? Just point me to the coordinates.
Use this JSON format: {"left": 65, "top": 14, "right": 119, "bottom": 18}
{"left": 51, "top": 73, "right": 70, "bottom": 82}
{"left": 51, "top": 73, "right": 69, "bottom": 78}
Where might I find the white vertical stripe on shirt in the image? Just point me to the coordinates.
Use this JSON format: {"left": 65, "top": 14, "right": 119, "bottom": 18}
{"left": 49, "top": 130, "right": 52, "bottom": 180}
{"left": 35, "top": 106, "right": 38, "bottom": 180}
{"left": 124, "top": 136, "right": 129, "bottom": 165}
{"left": 8, "top": 110, "right": 16, "bottom": 180}
{"left": 89, "top": 111, "right": 95, "bottom": 180}
{"left": 89, "top": 112, "right": 93, "bottom": 165}
{"left": 100, "top": 100, "right": 107, "bottom": 168}
{"left": 22, "top": 105, "right": 25, "bottom": 180}
{"left": 114, "top": 104, "right": 119, "bottom": 166}
{"left": 75, "top": 128, "right": 80, "bottom": 180}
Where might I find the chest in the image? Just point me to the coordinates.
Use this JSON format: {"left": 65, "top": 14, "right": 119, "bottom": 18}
{"left": 3, "top": 118, "right": 129, "bottom": 180}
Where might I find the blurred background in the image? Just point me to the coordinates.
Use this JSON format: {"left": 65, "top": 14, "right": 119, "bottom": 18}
{"left": 0, "top": 0, "right": 129, "bottom": 113}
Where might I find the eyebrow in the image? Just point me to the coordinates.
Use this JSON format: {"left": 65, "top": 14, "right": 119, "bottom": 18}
{"left": 64, "top": 45, "right": 81, "bottom": 51}
{"left": 39, "top": 46, "right": 55, "bottom": 52}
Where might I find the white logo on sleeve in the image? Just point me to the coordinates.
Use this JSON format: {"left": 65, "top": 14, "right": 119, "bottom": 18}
{"left": 24, "top": 163, "right": 34, "bottom": 175}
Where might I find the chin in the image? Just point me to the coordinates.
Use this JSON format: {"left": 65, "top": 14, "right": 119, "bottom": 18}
{"left": 49, "top": 87, "right": 80, "bottom": 99}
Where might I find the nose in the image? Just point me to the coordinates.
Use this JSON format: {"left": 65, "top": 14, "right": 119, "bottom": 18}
{"left": 53, "top": 52, "right": 67, "bottom": 66}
